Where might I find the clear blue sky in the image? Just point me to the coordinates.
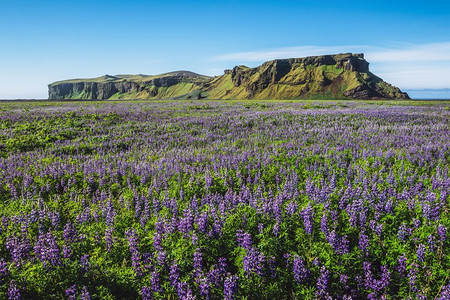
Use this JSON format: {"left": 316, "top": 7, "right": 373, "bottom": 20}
{"left": 1, "top": 0, "right": 450, "bottom": 98}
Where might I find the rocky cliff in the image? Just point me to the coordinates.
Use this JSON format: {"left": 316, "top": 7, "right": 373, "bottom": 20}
{"left": 48, "top": 71, "right": 212, "bottom": 100}
{"left": 48, "top": 53, "right": 409, "bottom": 100}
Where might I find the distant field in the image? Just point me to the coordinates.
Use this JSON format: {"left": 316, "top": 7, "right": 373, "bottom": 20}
{"left": 0, "top": 100, "right": 448, "bottom": 299}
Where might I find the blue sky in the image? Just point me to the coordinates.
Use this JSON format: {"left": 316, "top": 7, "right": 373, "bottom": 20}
{"left": 1, "top": 0, "right": 450, "bottom": 99}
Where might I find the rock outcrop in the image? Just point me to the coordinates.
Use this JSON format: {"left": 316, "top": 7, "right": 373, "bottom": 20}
{"left": 48, "top": 53, "right": 409, "bottom": 100}
{"left": 48, "top": 71, "right": 211, "bottom": 100}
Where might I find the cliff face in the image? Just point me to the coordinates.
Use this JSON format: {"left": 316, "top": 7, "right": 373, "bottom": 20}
{"left": 49, "top": 81, "right": 149, "bottom": 100}
{"left": 48, "top": 54, "right": 409, "bottom": 100}
{"left": 48, "top": 72, "right": 211, "bottom": 100}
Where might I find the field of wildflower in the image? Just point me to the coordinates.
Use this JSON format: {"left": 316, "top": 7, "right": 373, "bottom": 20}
{"left": 0, "top": 100, "right": 448, "bottom": 299}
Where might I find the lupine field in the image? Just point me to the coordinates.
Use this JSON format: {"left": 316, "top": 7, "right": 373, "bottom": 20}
{"left": 0, "top": 100, "right": 449, "bottom": 299}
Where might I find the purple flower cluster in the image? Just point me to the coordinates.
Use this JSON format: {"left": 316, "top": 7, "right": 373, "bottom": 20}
{"left": 8, "top": 280, "right": 21, "bottom": 300}
{"left": 292, "top": 255, "right": 308, "bottom": 283}
{"left": 0, "top": 259, "right": 9, "bottom": 282}
{"left": 301, "top": 203, "right": 314, "bottom": 235}
{"left": 65, "top": 285, "right": 77, "bottom": 300}
{"left": 224, "top": 275, "right": 238, "bottom": 300}
{"left": 125, "top": 229, "right": 142, "bottom": 276}
{"left": 34, "top": 232, "right": 60, "bottom": 267}
{"left": 363, "top": 262, "right": 391, "bottom": 299}
{"left": 243, "top": 248, "right": 265, "bottom": 277}
{"left": 316, "top": 266, "right": 331, "bottom": 299}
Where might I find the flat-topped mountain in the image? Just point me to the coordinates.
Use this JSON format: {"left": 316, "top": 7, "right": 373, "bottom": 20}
{"left": 48, "top": 53, "right": 409, "bottom": 100}
{"left": 48, "top": 71, "right": 211, "bottom": 100}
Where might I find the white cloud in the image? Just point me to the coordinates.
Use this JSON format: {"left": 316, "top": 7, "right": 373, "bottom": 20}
{"left": 366, "top": 42, "right": 450, "bottom": 62}
{"left": 212, "top": 45, "right": 367, "bottom": 62}
{"left": 212, "top": 43, "right": 450, "bottom": 89}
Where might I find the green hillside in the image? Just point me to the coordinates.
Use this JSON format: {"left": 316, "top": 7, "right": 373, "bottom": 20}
{"left": 48, "top": 53, "right": 409, "bottom": 100}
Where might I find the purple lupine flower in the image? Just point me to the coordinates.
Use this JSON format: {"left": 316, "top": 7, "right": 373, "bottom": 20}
{"left": 340, "top": 274, "right": 348, "bottom": 286}
{"left": 34, "top": 232, "right": 60, "bottom": 267}
{"left": 207, "top": 268, "right": 221, "bottom": 288}
{"left": 267, "top": 256, "right": 276, "bottom": 278}
{"left": 438, "top": 284, "right": 450, "bottom": 300}
{"left": 327, "top": 230, "right": 337, "bottom": 250}
{"left": 339, "top": 235, "right": 350, "bottom": 255}
{"left": 196, "top": 212, "right": 209, "bottom": 234}
{"left": 243, "top": 248, "right": 265, "bottom": 277}
{"left": 0, "top": 259, "right": 9, "bottom": 281}
{"left": 80, "top": 286, "right": 91, "bottom": 300}
{"left": 437, "top": 224, "right": 446, "bottom": 243}
{"left": 153, "top": 233, "right": 163, "bottom": 252}
{"left": 51, "top": 211, "right": 60, "bottom": 229}
{"left": 46, "top": 232, "right": 60, "bottom": 266}
{"left": 6, "top": 236, "right": 31, "bottom": 264}
{"left": 65, "top": 285, "right": 77, "bottom": 300}
{"left": 320, "top": 212, "right": 328, "bottom": 235}
{"left": 176, "top": 281, "right": 194, "bottom": 299}
{"left": 105, "top": 228, "right": 113, "bottom": 251}
{"left": 150, "top": 270, "right": 162, "bottom": 293}
{"left": 257, "top": 223, "right": 264, "bottom": 234}
{"left": 224, "top": 275, "right": 238, "bottom": 300}
{"left": 397, "top": 255, "right": 407, "bottom": 274}
{"left": 169, "top": 262, "right": 180, "bottom": 287}
{"left": 205, "top": 172, "right": 213, "bottom": 190}
{"left": 301, "top": 203, "right": 314, "bottom": 235}
{"left": 212, "top": 216, "right": 224, "bottom": 237}
{"left": 417, "top": 244, "right": 426, "bottom": 262}
{"left": 179, "top": 208, "right": 194, "bottom": 235}
{"left": 316, "top": 266, "right": 330, "bottom": 299}
{"left": 8, "top": 280, "right": 21, "bottom": 300}
{"left": 330, "top": 210, "right": 338, "bottom": 228}
{"left": 398, "top": 223, "right": 408, "bottom": 241}
{"left": 359, "top": 210, "right": 367, "bottom": 229}
{"left": 375, "top": 223, "right": 383, "bottom": 237}
{"left": 313, "top": 257, "right": 320, "bottom": 266}
{"left": 191, "top": 232, "right": 198, "bottom": 245}
{"left": 141, "top": 286, "right": 152, "bottom": 300}
{"left": 80, "top": 255, "right": 90, "bottom": 273}
{"left": 193, "top": 248, "right": 203, "bottom": 277}
{"left": 156, "top": 251, "right": 166, "bottom": 266}
{"left": 218, "top": 257, "right": 228, "bottom": 275}
{"left": 105, "top": 200, "right": 116, "bottom": 226}
{"left": 273, "top": 222, "right": 280, "bottom": 237}
{"left": 421, "top": 202, "right": 432, "bottom": 221}
{"left": 363, "top": 261, "right": 374, "bottom": 290}
{"left": 63, "top": 222, "right": 78, "bottom": 242}
{"left": 125, "top": 229, "right": 142, "bottom": 276}
{"left": 413, "top": 218, "right": 421, "bottom": 229}
{"left": 198, "top": 276, "right": 210, "bottom": 299}
{"left": 63, "top": 245, "right": 72, "bottom": 259}
{"left": 428, "top": 234, "right": 435, "bottom": 252}
{"left": 236, "top": 230, "right": 252, "bottom": 250}
{"left": 422, "top": 192, "right": 440, "bottom": 221}
{"left": 359, "top": 232, "right": 370, "bottom": 254}
{"left": 285, "top": 201, "right": 298, "bottom": 217}
{"left": 380, "top": 265, "right": 391, "bottom": 291}
{"left": 408, "top": 263, "right": 419, "bottom": 292}
{"left": 292, "top": 255, "right": 308, "bottom": 283}
{"left": 155, "top": 218, "right": 165, "bottom": 234}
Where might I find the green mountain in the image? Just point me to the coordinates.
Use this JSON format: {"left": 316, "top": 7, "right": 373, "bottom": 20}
{"left": 48, "top": 53, "right": 409, "bottom": 100}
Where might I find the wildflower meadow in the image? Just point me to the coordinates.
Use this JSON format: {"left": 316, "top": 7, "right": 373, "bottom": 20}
{"left": 0, "top": 100, "right": 448, "bottom": 299}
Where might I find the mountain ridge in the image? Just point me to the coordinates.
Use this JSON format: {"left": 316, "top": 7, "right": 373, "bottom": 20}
{"left": 48, "top": 53, "right": 409, "bottom": 100}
